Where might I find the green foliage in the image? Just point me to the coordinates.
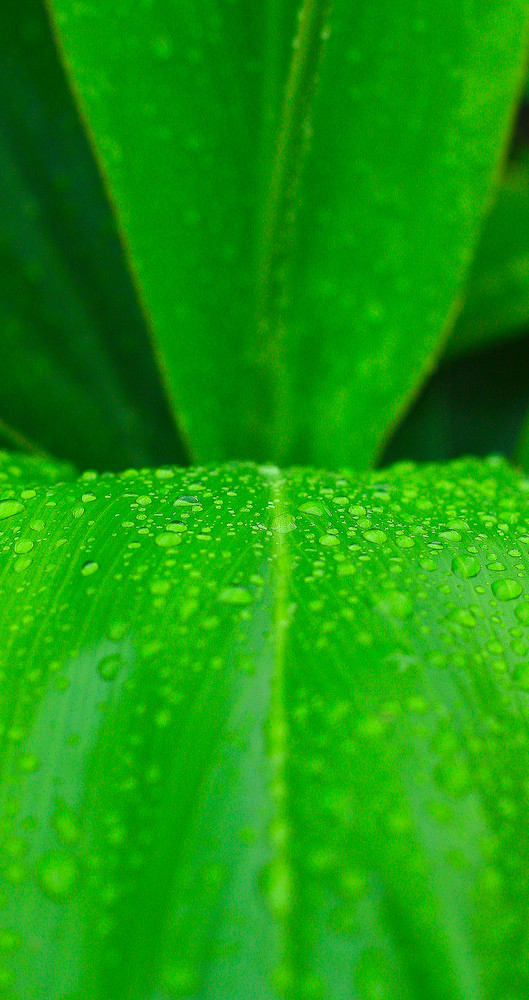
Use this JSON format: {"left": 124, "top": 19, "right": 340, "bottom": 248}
{"left": 2, "top": 453, "right": 529, "bottom": 998}
{"left": 48, "top": 0, "right": 529, "bottom": 467}
{"left": 447, "top": 151, "right": 529, "bottom": 360}
{"left": 1, "top": 1, "right": 529, "bottom": 997}
{"left": 0, "top": 0, "right": 185, "bottom": 468}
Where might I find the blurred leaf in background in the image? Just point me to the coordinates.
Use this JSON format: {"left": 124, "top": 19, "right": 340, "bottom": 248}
{"left": 0, "top": 0, "right": 187, "bottom": 470}
{"left": 48, "top": 0, "right": 529, "bottom": 469}
{"left": 384, "top": 78, "right": 529, "bottom": 469}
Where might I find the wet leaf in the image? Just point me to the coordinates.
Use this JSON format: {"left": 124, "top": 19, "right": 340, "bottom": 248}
{"left": 2, "top": 452, "right": 529, "bottom": 997}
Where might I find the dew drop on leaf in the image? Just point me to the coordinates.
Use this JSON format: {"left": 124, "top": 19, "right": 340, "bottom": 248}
{"left": 17, "top": 753, "right": 39, "bottom": 773}
{"left": 515, "top": 601, "right": 529, "bottom": 624}
{"left": 166, "top": 521, "right": 187, "bottom": 533}
{"left": 451, "top": 555, "right": 481, "bottom": 579}
{"left": 0, "top": 500, "right": 25, "bottom": 520}
{"left": 97, "top": 653, "right": 124, "bottom": 682}
{"left": 174, "top": 495, "right": 200, "bottom": 506}
{"left": 219, "top": 586, "right": 253, "bottom": 606}
{"left": 81, "top": 560, "right": 99, "bottom": 576}
{"left": 155, "top": 532, "right": 182, "bottom": 548}
{"left": 274, "top": 514, "right": 297, "bottom": 533}
{"left": 298, "top": 501, "right": 327, "bottom": 517}
{"left": 363, "top": 530, "right": 387, "bottom": 544}
{"left": 377, "top": 592, "right": 413, "bottom": 619}
{"left": 13, "top": 556, "right": 32, "bottom": 574}
{"left": 36, "top": 850, "right": 80, "bottom": 902}
{"left": 14, "top": 539, "right": 33, "bottom": 554}
{"left": 491, "top": 579, "right": 523, "bottom": 601}
{"left": 161, "top": 964, "right": 200, "bottom": 998}
{"left": 52, "top": 800, "right": 82, "bottom": 845}
{"left": 319, "top": 534, "right": 340, "bottom": 547}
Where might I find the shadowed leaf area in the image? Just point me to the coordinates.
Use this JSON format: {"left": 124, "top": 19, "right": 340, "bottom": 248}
{"left": 0, "top": 0, "right": 186, "bottom": 469}
{"left": 1, "top": 452, "right": 529, "bottom": 998}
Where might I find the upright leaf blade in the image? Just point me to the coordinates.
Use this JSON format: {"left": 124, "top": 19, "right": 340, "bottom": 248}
{"left": 446, "top": 152, "right": 529, "bottom": 360}
{"left": 0, "top": 0, "right": 186, "bottom": 469}
{"left": 3, "top": 453, "right": 529, "bottom": 996}
{"left": 48, "top": 0, "right": 529, "bottom": 467}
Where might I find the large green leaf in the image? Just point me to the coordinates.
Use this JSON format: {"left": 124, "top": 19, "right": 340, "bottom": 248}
{"left": 47, "top": 0, "right": 529, "bottom": 468}
{"left": 3, "top": 451, "right": 529, "bottom": 997}
{"left": 0, "top": 0, "right": 186, "bottom": 469}
{"left": 446, "top": 152, "right": 529, "bottom": 360}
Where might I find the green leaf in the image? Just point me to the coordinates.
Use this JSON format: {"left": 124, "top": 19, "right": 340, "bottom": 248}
{"left": 446, "top": 152, "right": 529, "bottom": 360}
{"left": 0, "top": 0, "right": 186, "bottom": 469}
{"left": 3, "top": 452, "right": 529, "bottom": 997}
{"left": 47, "top": 0, "right": 529, "bottom": 468}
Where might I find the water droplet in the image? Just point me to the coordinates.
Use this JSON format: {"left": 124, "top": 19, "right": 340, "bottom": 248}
{"left": 17, "top": 753, "right": 39, "bottom": 773}
{"left": 14, "top": 556, "right": 32, "bottom": 573}
{"left": 319, "top": 534, "right": 340, "bottom": 547}
{"left": 14, "top": 539, "right": 33, "bottom": 554}
{"left": 515, "top": 602, "right": 529, "bottom": 625}
{"left": 0, "top": 500, "right": 25, "bottom": 520}
{"left": 166, "top": 521, "right": 187, "bottom": 533}
{"left": 155, "top": 532, "right": 182, "bottom": 548}
{"left": 452, "top": 608, "right": 476, "bottom": 628}
{"left": 396, "top": 535, "right": 415, "bottom": 549}
{"left": 363, "top": 530, "right": 387, "bottom": 545}
{"left": 451, "top": 555, "right": 481, "bottom": 579}
{"left": 377, "top": 592, "right": 413, "bottom": 619}
{"left": 491, "top": 579, "right": 523, "bottom": 601}
{"left": 161, "top": 964, "right": 200, "bottom": 997}
{"left": 52, "top": 800, "right": 82, "bottom": 845}
{"left": 108, "top": 622, "right": 128, "bottom": 641}
{"left": 274, "top": 514, "right": 297, "bottom": 533}
{"left": 36, "top": 850, "right": 79, "bottom": 902}
{"left": 136, "top": 495, "right": 152, "bottom": 507}
{"left": 97, "top": 653, "right": 124, "bottom": 682}
{"left": 219, "top": 586, "right": 253, "bottom": 605}
{"left": 298, "top": 501, "right": 327, "bottom": 517}
{"left": 81, "top": 560, "right": 99, "bottom": 576}
{"left": 174, "top": 495, "right": 200, "bottom": 506}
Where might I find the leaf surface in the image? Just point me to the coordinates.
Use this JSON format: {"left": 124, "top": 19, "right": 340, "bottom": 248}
{"left": 47, "top": 0, "right": 529, "bottom": 467}
{"left": 2, "top": 453, "right": 529, "bottom": 997}
{"left": 446, "top": 152, "right": 529, "bottom": 360}
{"left": 0, "top": 0, "right": 186, "bottom": 469}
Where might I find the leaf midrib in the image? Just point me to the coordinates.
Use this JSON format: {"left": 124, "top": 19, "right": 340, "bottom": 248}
{"left": 254, "top": 0, "right": 331, "bottom": 462}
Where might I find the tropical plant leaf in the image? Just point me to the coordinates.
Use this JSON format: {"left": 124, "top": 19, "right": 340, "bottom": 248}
{"left": 2, "top": 451, "right": 529, "bottom": 997}
{"left": 0, "top": 0, "right": 186, "bottom": 469}
{"left": 382, "top": 331, "right": 529, "bottom": 467}
{"left": 47, "top": 0, "right": 529, "bottom": 468}
{"left": 446, "top": 152, "right": 529, "bottom": 360}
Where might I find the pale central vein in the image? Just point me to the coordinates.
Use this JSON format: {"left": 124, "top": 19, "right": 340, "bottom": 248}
{"left": 254, "top": 0, "right": 332, "bottom": 459}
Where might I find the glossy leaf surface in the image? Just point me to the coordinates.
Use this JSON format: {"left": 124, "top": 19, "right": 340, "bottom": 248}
{"left": 3, "top": 453, "right": 529, "bottom": 997}
{"left": 447, "top": 152, "right": 529, "bottom": 360}
{"left": 0, "top": 0, "right": 185, "bottom": 469}
{"left": 48, "top": 0, "right": 529, "bottom": 467}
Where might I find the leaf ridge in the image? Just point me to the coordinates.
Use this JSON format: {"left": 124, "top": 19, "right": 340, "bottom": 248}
{"left": 254, "top": 0, "right": 332, "bottom": 461}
